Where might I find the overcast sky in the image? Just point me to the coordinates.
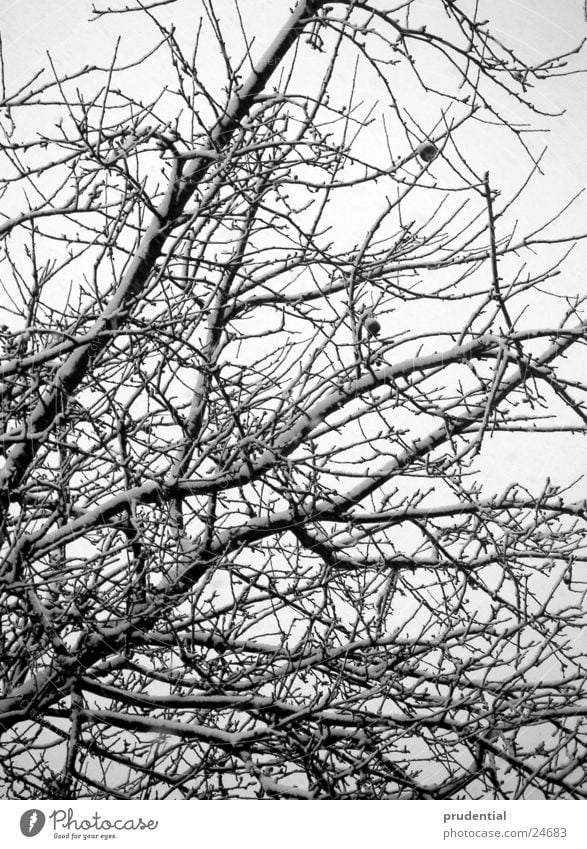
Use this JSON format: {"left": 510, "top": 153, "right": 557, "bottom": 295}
{"left": 1, "top": 0, "right": 586, "bottom": 496}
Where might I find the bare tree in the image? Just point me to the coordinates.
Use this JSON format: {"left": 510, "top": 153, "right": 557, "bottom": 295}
{"left": 1, "top": 0, "right": 587, "bottom": 800}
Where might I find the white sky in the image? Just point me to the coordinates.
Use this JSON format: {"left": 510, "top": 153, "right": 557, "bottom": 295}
{"left": 1, "top": 1, "right": 586, "bottom": 798}
{"left": 1, "top": 0, "right": 586, "bottom": 496}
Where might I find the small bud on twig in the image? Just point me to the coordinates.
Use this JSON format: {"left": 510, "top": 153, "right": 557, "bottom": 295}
{"left": 364, "top": 314, "right": 381, "bottom": 338}
{"left": 417, "top": 141, "right": 439, "bottom": 163}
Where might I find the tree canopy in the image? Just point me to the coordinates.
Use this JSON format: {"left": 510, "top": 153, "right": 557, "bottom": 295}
{"left": 1, "top": 0, "right": 587, "bottom": 800}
